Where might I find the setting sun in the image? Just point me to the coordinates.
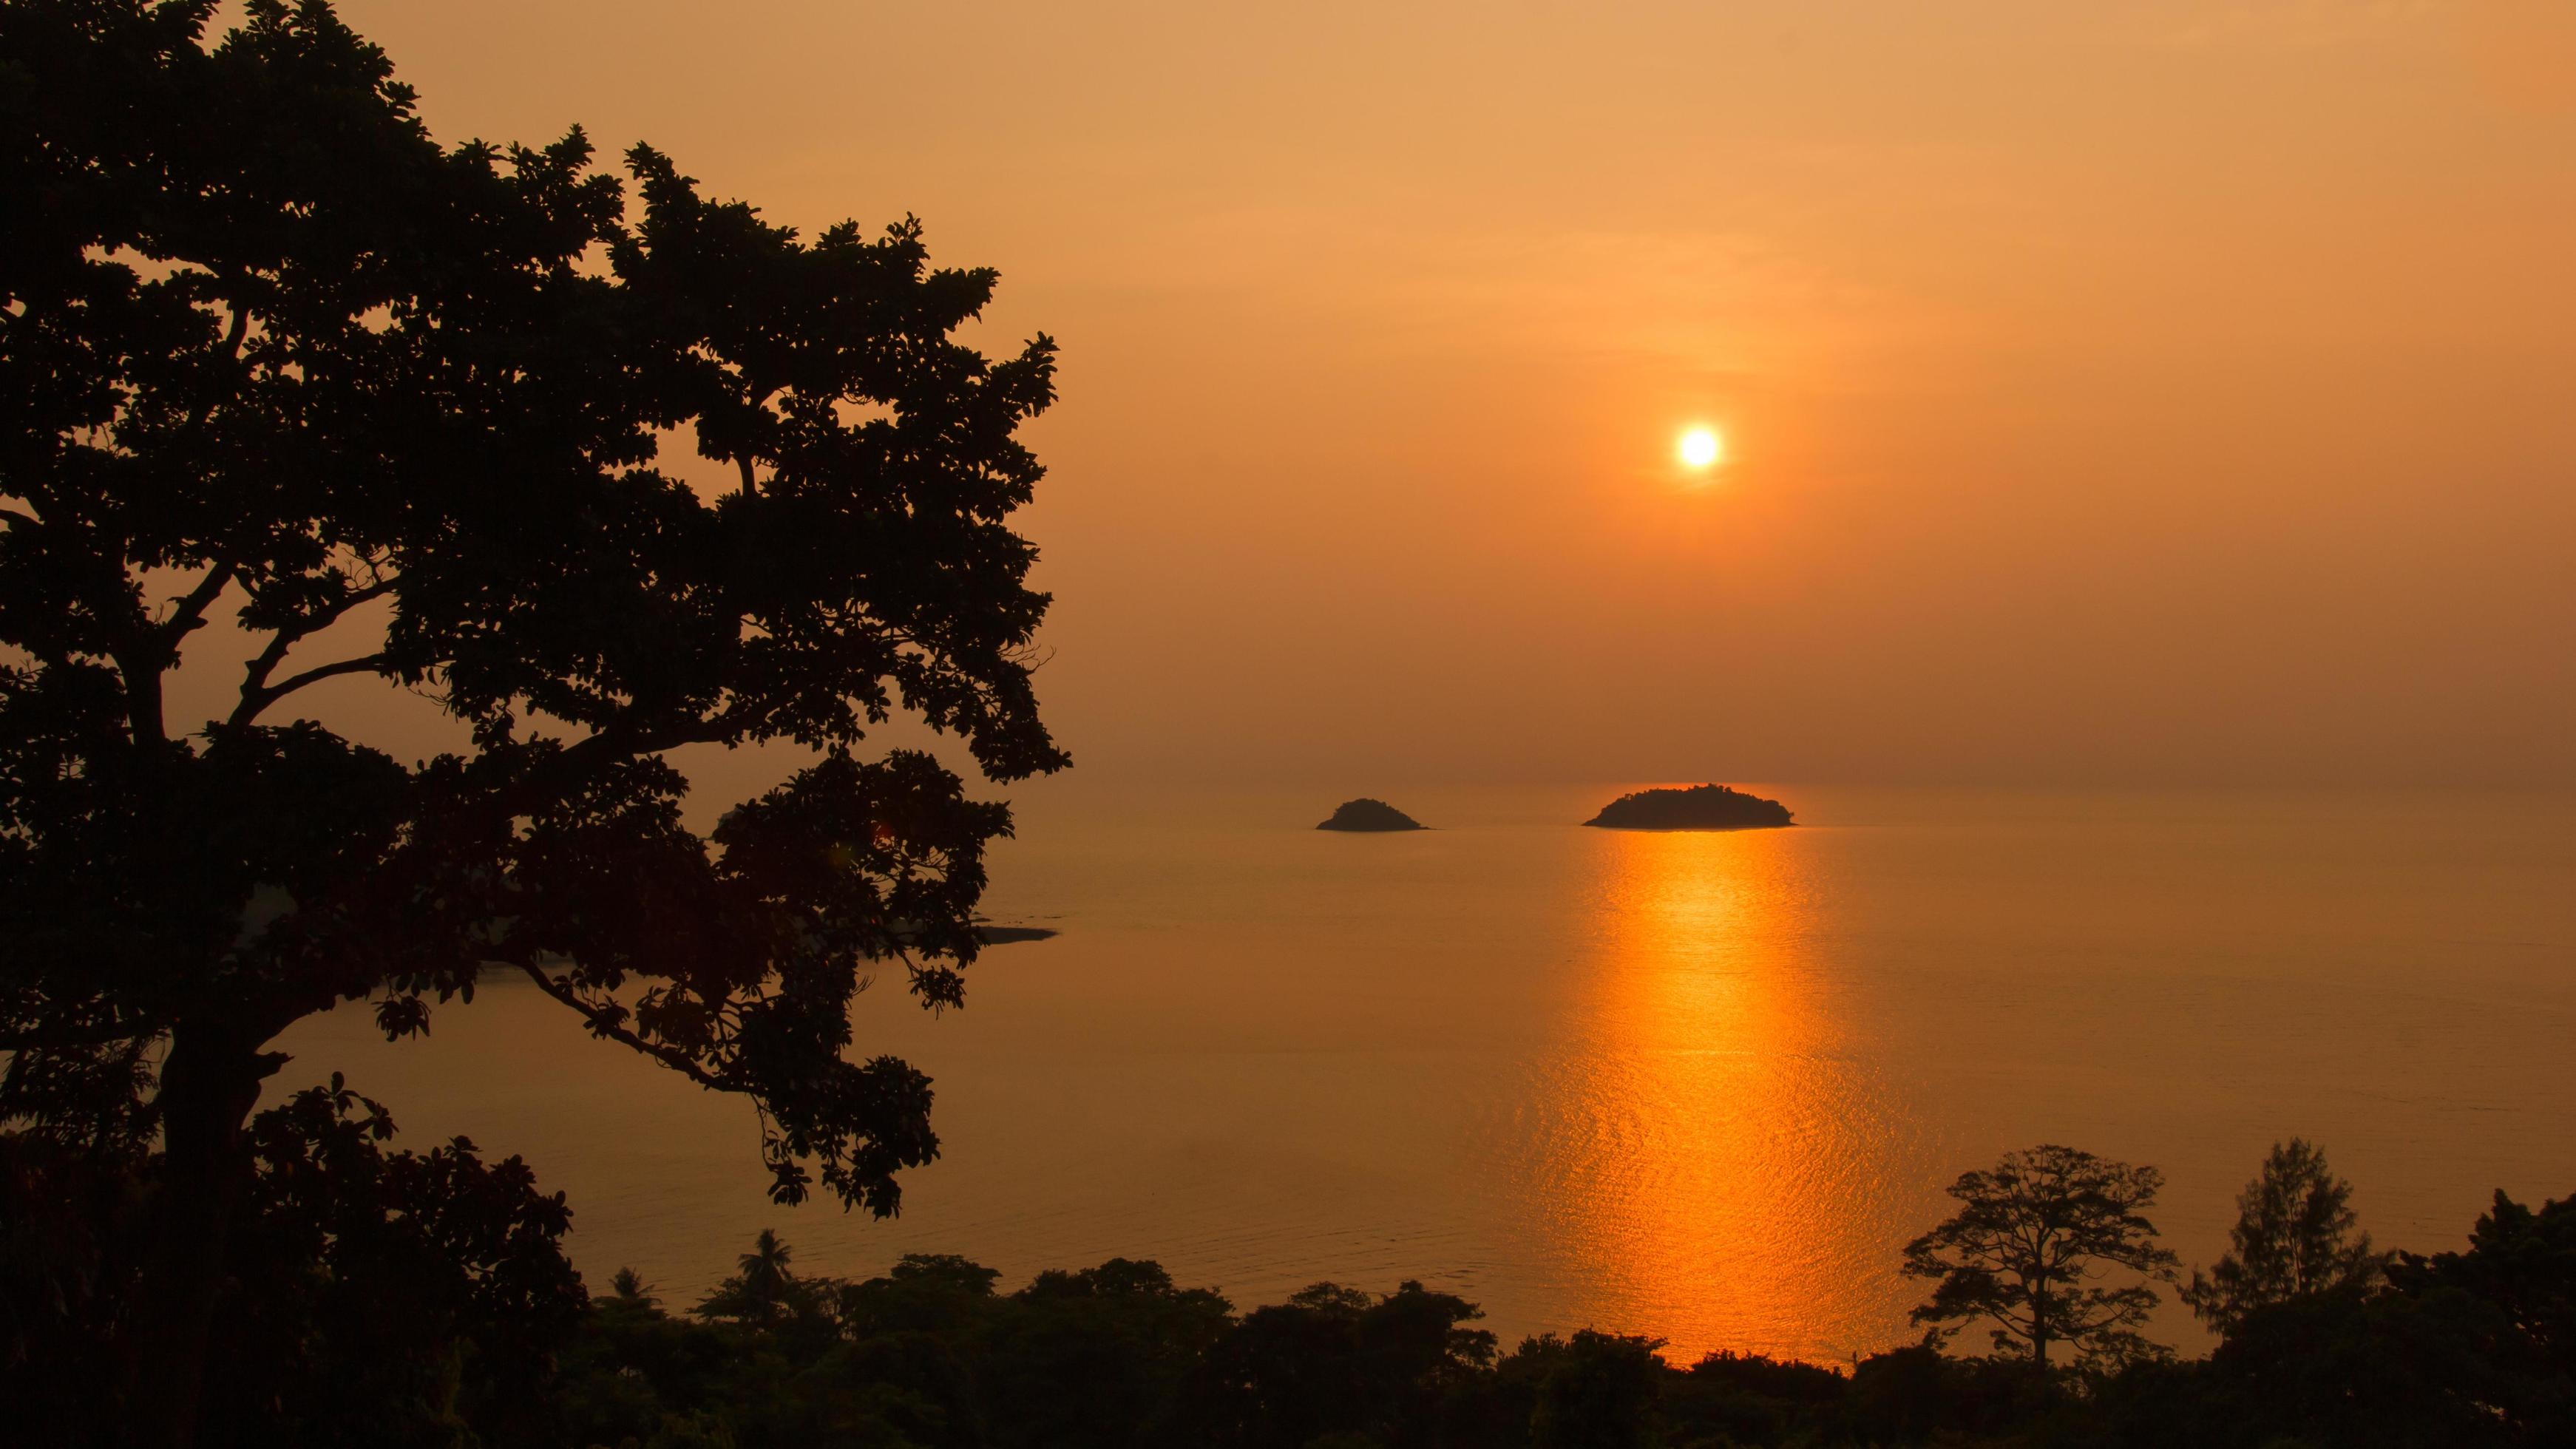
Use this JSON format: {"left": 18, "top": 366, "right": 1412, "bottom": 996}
{"left": 1678, "top": 425, "right": 1724, "bottom": 470}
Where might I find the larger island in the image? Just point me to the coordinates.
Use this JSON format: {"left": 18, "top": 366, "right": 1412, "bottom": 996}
{"left": 1582, "top": 784, "right": 1794, "bottom": 830}
{"left": 1316, "top": 798, "right": 1428, "bottom": 831}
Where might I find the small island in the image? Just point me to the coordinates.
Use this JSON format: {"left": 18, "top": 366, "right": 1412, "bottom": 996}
{"left": 1582, "top": 784, "right": 1794, "bottom": 831}
{"left": 1316, "top": 798, "right": 1428, "bottom": 832}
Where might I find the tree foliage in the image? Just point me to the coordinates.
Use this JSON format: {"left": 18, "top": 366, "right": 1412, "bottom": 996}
{"left": 0, "top": 0, "right": 1062, "bottom": 1197}
{"left": 2183, "top": 1136, "right": 2386, "bottom": 1332}
{"left": 2387, "top": 1188, "right": 2576, "bottom": 1393}
{"left": 1, "top": 1073, "right": 586, "bottom": 1448}
{"left": 495, "top": 1184, "right": 2576, "bottom": 1448}
{"left": 1902, "top": 1143, "right": 2180, "bottom": 1371}
{"left": 1527, "top": 1331, "right": 1667, "bottom": 1449}
{"left": 1, "top": 1, "right": 1065, "bottom": 1437}
{"left": 1178, "top": 1278, "right": 1498, "bottom": 1448}
{"left": 694, "top": 1226, "right": 813, "bottom": 1328}
{"left": 2151, "top": 1187, "right": 2576, "bottom": 1448}
{"left": 11, "top": 1135, "right": 2572, "bottom": 1446}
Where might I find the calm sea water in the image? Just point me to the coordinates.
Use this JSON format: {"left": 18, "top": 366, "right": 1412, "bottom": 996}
{"left": 272, "top": 784, "right": 2576, "bottom": 1363}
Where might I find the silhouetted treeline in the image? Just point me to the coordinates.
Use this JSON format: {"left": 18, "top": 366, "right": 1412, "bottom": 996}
{"left": 537, "top": 1187, "right": 2576, "bottom": 1449}
{"left": 11, "top": 1104, "right": 2568, "bottom": 1448}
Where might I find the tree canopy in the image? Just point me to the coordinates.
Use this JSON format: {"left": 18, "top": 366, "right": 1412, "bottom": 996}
{"left": 1902, "top": 1144, "right": 2180, "bottom": 1371}
{"left": 2183, "top": 1137, "right": 2385, "bottom": 1332}
{"left": 1, "top": 0, "right": 1065, "bottom": 1439}
{"left": 148, "top": 1182, "right": 2559, "bottom": 1449}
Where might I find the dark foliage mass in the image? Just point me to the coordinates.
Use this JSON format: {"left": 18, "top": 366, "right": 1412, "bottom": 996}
{"left": 1315, "top": 798, "right": 1426, "bottom": 832}
{"left": 1581, "top": 785, "right": 1793, "bottom": 831}
{"left": 518, "top": 1187, "right": 2576, "bottom": 1448}
{"left": 2, "top": 1076, "right": 585, "bottom": 1448}
{"left": 16, "top": 1126, "right": 2562, "bottom": 1447}
{"left": 28, "top": 1175, "right": 2555, "bottom": 1449}
{"left": 0, "top": 1, "right": 1062, "bottom": 1440}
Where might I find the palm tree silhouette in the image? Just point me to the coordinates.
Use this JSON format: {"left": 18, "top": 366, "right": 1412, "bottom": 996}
{"left": 739, "top": 1229, "right": 796, "bottom": 1309}
{"left": 695, "top": 1228, "right": 802, "bottom": 1324}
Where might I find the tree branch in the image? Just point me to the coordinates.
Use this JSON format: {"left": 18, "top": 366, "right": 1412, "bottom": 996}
{"left": 229, "top": 652, "right": 388, "bottom": 727}
{"left": 515, "top": 960, "right": 733, "bottom": 1092}
{"left": 0, "top": 1016, "right": 156, "bottom": 1050}
{"left": 231, "top": 576, "right": 400, "bottom": 726}
{"left": 506, "top": 696, "right": 767, "bottom": 810}
{"left": 180, "top": 299, "right": 254, "bottom": 432}
{"left": 220, "top": 299, "right": 249, "bottom": 362}
{"left": 157, "top": 560, "right": 237, "bottom": 648}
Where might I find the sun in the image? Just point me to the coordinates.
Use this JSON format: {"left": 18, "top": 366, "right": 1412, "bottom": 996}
{"left": 1677, "top": 425, "right": 1724, "bottom": 470}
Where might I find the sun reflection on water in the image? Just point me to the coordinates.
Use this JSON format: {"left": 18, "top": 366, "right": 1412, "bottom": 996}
{"left": 1513, "top": 824, "right": 1916, "bottom": 1363}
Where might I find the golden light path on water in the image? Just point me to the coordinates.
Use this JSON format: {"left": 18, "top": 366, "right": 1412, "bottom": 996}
{"left": 1511, "top": 824, "right": 1917, "bottom": 1363}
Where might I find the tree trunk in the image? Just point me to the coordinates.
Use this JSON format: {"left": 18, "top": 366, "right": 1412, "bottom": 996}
{"left": 123, "top": 1019, "right": 288, "bottom": 1449}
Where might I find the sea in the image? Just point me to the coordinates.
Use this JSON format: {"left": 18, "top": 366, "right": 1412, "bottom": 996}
{"left": 271, "top": 783, "right": 2576, "bottom": 1364}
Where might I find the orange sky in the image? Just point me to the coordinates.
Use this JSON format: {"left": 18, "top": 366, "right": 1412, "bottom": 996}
{"left": 295, "top": 1, "right": 2576, "bottom": 787}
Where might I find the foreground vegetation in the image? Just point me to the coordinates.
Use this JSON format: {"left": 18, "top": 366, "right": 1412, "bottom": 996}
{"left": 527, "top": 1182, "right": 2576, "bottom": 1449}
{"left": 4, "top": 3, "right": 1062, "bottom": 1437}
{"left": 5, "top": 1094, "right": 2568, "bottom": 1448}
{"left": 544, "top": 1190, "right": 2575, "bottom": 1449}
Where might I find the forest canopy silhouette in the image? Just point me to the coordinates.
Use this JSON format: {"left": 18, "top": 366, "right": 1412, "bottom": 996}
{"left": 1, "top": 0, "right": 1063, "bottom": 1439}
{"left": 16, "top": 1133, "right": 2562, "bottom": 1448}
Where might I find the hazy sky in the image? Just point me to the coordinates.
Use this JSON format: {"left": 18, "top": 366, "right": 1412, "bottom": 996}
{"left": 300, "top": 1, "right": 2575, "bottom": 787}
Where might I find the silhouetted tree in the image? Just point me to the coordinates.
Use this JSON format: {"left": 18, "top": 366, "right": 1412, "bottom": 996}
{"left": 1173, "top": 1279, "right": 1495, "bottom": 1448}
{"left": 0, "top": 1127, "right": 144, "bottom": 1436}
{"left": 609, "top": 1266, "right": 660, "bottom": 1310}
{"left": 1902, "top": 1144, "right": 2180, "bottom": 1372}
{"left": 1664, "top": 1349, "right": 1847, "bottom": 1446}
{"left": 694, "top": 1227, "right": 807, "bottom": 1327}
{"left": 838, "top": 1252, "right": 1006, "bottom": 1339}
{"left": 2128, "top": 1192, "right": 2576, "bottom": 1449}
{"left": 1, "top": 1, "right": 1063, "bottom": 1441}
{"left": 986, "top": 1259, "right": 1233, "bottom": 1449}
{"left": 2388, "top": 1188, "right": 2576, "bottom": 1394}
{"left": 2183, "top": 1138, "right": 2387, "bottom": 1333}
{"left": 1, "top": 1073, "right": 586, "bottom": 1448}
{"left": 202, "top": 1076, "right": 587, "bottom": 1448}
{"left": 1528, "top": 1331, "right": 1667, "bottom": 1449}
{"left": 1844, "top": 1343, "right": 2058, "bottom": 1444}
{"left": 2177, "top": 1289, "right": 2533, "bottom": 1449}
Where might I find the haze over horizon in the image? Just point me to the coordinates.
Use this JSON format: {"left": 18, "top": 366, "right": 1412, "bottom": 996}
{"left": 214, "top": 1, "right": 2576, "bottom": 790}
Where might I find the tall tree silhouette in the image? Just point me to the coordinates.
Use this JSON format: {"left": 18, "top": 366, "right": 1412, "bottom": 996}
{"left": 0, "top": 1, "right": 1065, "bottom": 1442}
{"left": 2184, "top": 1138, "right": 2387, "bottom": 1333}
{"left": 1902, "top": 1144, "right": 2180, "bottom": 1372}
{"left": 694, "top": 1226, "right": 807, "bottom": 1326}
